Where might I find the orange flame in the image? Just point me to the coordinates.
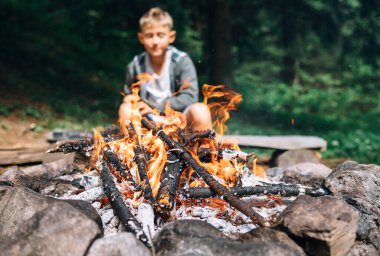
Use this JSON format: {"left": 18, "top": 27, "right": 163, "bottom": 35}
{"left": 203, "top": 84, "right": 242, "bottom": 136}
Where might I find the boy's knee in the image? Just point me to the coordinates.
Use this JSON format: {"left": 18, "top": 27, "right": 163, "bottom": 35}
{"left": 187, "top": 103, "right": 209, "bottom": 115}
{"left": 185, "top": 103, "right": 212, "bottom": 130}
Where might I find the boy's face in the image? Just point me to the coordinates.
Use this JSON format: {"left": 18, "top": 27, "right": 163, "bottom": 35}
{"left": 138, "top": 23, "right": 176, "bottom": 58}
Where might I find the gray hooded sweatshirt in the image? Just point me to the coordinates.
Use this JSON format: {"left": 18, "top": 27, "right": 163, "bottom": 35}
{"left": 124, "top": 46, "right": 199, "bottom": 112}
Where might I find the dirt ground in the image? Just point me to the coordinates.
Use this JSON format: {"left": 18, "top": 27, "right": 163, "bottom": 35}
{"left": 0, "top": 114, "right": 47, "bottom": 148}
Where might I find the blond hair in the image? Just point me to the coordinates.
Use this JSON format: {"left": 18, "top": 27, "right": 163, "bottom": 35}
{"left": 139, "top": 7, "right": 173, "bottom": 30}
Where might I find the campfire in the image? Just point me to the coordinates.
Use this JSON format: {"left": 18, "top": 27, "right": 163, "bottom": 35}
{"left": 48, "top": 80, "right": 328, "bottom": 248}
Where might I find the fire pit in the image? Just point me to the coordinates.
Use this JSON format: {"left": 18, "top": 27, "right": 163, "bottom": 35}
{"left": 1, "top": 83, "right": 378, "bottom": 256}
{"left": 47, "top": 84, "right": 328, "bottom": 247}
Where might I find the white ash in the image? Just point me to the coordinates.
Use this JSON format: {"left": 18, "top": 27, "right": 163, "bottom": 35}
{"left": 91, "top": 201, "right": 102, "bottom": 210}
{"left": 78, "top": 175, "right": 100, "bottom": 189}
{"left": 110, "top": 216, "right": 120, "bottom": 227}
{"left": 137, "top": 203, "right": 155, "bottom": 242}
{"left": 59, "top": 186, "right": 104, "bottom": 202}
{"left": 101, "top": 208, "right": 115, "bottom": 225}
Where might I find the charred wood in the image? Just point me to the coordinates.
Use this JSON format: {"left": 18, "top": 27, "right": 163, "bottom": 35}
{"left": 177, "top": 128, "right": 189, "bottom": 145}
{"left": 181, "top": 185, "right": 330, "bottom": 199}
{"left": 99, "top": 159, "right": 151, "bottom": 248}
{"left": 188, "top": 129, "right": 216, "bottom": 142}
{"left": 47, "top": 138, "right": 93, "bottom": 154}
{"left": 134, "top": 145, "right": 156, "bottom": 207}
{"left": 142, "top": 118, "right": 265, "bottom": 226}
{"left": 47, "top": 135, "right": 124, "bottom": 154}
{"left": 103, "top": 149, "right": 131, "bottom": 181}
{"left": 156, "top": 151, "right": 182, "bottom": 210}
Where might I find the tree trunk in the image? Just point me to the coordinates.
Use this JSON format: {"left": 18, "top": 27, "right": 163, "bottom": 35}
{"left": 281, "top": 0, "right": 300, "bottom": 84}
{"left": 207, "top": 0, "right": 233, "bottom": 86}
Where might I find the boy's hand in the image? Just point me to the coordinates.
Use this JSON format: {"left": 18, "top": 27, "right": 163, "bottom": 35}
{"left": 137, "top": 101, "right": 153, "bottom": 116}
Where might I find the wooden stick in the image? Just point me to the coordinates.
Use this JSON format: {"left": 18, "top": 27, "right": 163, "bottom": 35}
{"left": 156, "top": 151, "right": 183, "bottom": 210}
{"left": 103, "top": 149, "right": 132, "bottom": 181}
{"left": 134, "top": 145, "right": 156, "bottom": 207}
{"left": 188, "top": 129, "right": 216, "bottom": 142}
{"left": 47, "top": 138, "right": 94, "bottom": 154}
{"left": 141, "top": 118, "right": 265, "bottom": 226}
{"left": 47, "top": 135, "right": 124, "bottom": 154}
{"left": 99, "top": 158, "right": 151, "bottom": 248}
{"left": 180, "top": 185, "right": 330, "bottom": 199}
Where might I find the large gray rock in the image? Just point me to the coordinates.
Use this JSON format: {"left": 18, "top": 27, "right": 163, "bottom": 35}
{"left": 0, "top": 159, "right": 76, "bottom": 195}
{"left": 281, "top": 162, "right": 332, "bottom": 186}
{"left": 153, "top": 220, "right": 303, "bottom": 256}
{"left": 0, "top": 186, "right": 101, "bottom": 256}
{"left": 277, "top": 195, "right": 359, "bottom": 256}
{"left": 326, "top": 161, "right": 380, "bottom": 252}
{"left": 86, "top": 232, "right": 151, "bottom": 256}
{"left": 325, "top": 161, "right": 380, "bottom": 215}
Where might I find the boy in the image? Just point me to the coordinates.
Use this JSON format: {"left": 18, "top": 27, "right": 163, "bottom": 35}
{"left": 118, "top": 7, "right": 212, "bottom": 130}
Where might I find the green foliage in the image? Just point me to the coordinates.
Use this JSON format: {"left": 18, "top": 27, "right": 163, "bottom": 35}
{"left": 0, "top": 102, "right": 15, "bottom": 116}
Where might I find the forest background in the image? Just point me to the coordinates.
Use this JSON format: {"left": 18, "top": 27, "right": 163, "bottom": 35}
{"left": 0, "top": 0, "right": 379, "bottom": 164}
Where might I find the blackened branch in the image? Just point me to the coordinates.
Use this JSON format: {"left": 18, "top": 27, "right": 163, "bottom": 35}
{"left": 156, "top": 151, "right": 183, "bottom": 210}
{"left": 99, "top": 158, "right": 151, "bottom": 248}
{"left": 47, "top": 138, "right": 94, "bottom": 154}
{"left": 134, "top": 145, "right": 157, "bottom": 207}
{"left": 103, "top": 149, "right": 133, "bottom": 182}
{"left": 181, "top": 184, "right": 330, "bottom": 199}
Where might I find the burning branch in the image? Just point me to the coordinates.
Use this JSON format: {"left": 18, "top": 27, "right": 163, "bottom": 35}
{"left": 47, "top": 138, "right": 93, "bottom": 154}
{"left": 156, "top": 151, "right": 183, "bottom": 210}
{"left": 141, "top": 117, "right": 266, "bottom": 226}
{"left": 103, "top": 149, "right": 132, "bottom": 181}
{"left": 98, "top": 158, "right": 151, "bottom": 248}
{"left": 134, "top": 145, "right": 157, "bottom": 207}
{"left": 181, "top": 184, "right": 330, "bottom": 199}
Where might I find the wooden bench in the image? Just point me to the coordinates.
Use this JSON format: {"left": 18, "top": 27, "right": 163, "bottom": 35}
{"left": 221, "top": 135, "right": 327, "bottom": 151}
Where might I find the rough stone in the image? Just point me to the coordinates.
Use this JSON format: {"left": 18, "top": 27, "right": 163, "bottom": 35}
{"left": 63, "top": 199, "right": 104, "bottom": 232}
{"left": 236, "top": 227, "right": 306, "bottom": 256}
{"left": 325, "top": 161, "right": 380, "bottom": 216}
{"left": 0, "top": 186, "right": 101, "bottom": 255}
{"left": 325, "top": 161, "right": 380, "bottom": 251}
{"left": 276, "top": 195, "right": 359, "bottom": 256}
{"left": 281, "top": 162, "right": 332, "bottom": 186}
{"left": 274, "top": 149, "right": 320, "bottom": 168}
{"left": 86, "top": 232, "right": 151, "bottom": 256}
{"left": 0, "top": 159, "right": 76, "bottom": 195}
{"left": 153, "top": 220, "right": 303, "bottom": 256}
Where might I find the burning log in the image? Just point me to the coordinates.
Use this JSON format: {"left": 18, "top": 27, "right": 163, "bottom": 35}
{"left": 134, "top": 145, "right": 156, "bottom": 207}
{"left": 177, "top": 129, "right": 215, "bottom": 146}
{"left": 47, "top": 138, "right": 93, "bottom": 154}
{"left": 181, "top": 184, "right": 330, "bottom": 199}
{"left": 188, "top": 129, "right": 216, "bottom": 142}
{"left": 99, "top": 158, "right": 151, "bottom": 248}
{"left": 156, "top": 151, "right": 183, "bottom": 210}
{"left": 47, "top": 135, "right": 125, "bottom": 154}
{"left": 103, "top": 149, "right": 131, "bottom": 181}
{"left": 142, "top": 118, "right": 265, "bottom": 226}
